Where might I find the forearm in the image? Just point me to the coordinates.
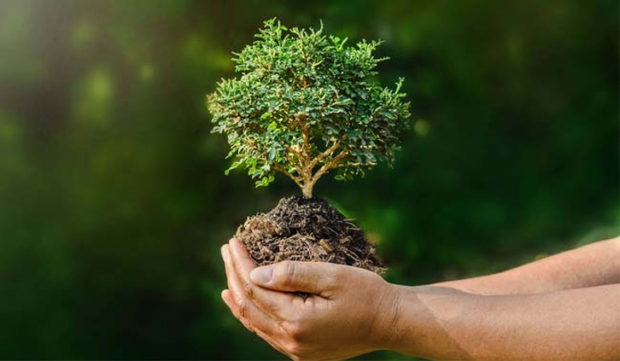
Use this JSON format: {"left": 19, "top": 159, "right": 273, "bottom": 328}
{"left": 436, "top": 237, "right": 620, "bottom": 295}
{"left": 385, "top": 284, "right": 620, "bottom": 361}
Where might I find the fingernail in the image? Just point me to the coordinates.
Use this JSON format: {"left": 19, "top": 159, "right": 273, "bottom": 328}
{"left": 250, "top": 266, "right": 272, "bottom": 285}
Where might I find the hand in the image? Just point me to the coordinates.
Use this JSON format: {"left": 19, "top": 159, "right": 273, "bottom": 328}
{"left": 221, "top": 238, "right": 400, "bottom": 361}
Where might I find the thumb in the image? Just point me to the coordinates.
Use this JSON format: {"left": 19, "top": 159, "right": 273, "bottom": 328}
{"left": 250, "top": 261, "right": 340, "bottom": 295}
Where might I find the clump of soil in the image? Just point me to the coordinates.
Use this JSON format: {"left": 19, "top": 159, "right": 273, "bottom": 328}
{"left": 235, "top": 196, "right": 385, "bottom": 274}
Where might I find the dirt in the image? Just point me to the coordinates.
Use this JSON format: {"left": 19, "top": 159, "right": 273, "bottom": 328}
{"left": 235, "top": 196, "right": 385, "bottom": 274}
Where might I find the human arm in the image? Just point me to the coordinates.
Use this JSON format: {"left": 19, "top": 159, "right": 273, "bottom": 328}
{"left": 389, "top": 283, "right": 620, "bottom": 360}
{"left": 221, "top": 238, "right": 620, "bottom": 360}
{"left": 435, "top": 237, "right": 620, "bottom": 295}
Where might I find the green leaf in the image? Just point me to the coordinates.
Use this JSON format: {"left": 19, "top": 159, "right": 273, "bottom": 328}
{"left": 206, "top": 17, "right": 412, "bottom": 192}
{"left": 261, "top": 112, "right": 273, "bottom": 121}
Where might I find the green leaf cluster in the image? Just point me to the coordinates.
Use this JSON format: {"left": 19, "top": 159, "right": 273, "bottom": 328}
{"left": 207, "top": 18, "right": 411, "bottom": 196}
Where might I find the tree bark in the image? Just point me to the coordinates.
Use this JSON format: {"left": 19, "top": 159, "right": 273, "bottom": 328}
{"left": 302, "top": 182, "right": 313, "bottom": 198}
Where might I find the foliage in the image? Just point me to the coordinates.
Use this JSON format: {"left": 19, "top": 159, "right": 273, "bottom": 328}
{"left": 0, "top": 0, "right": 618, "bottom": 359}
{"left": 208, "top": 19, "right": 411, "bottom": 197}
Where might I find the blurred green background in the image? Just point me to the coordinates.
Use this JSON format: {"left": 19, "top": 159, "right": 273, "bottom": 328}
{"left": 0, "top": 0, "right": 618, "bottom": 359}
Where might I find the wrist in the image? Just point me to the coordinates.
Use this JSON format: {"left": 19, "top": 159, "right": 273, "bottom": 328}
{"left": 377, "top": 284, "right": 471, "bottom": 356}
{"left": 371, "top": 282, "right": 409, "bottom": 352}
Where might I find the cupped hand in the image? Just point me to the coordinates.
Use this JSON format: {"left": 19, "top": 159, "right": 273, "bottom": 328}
{"left": 221, "top": 238, "right": 401, "bottom": 361}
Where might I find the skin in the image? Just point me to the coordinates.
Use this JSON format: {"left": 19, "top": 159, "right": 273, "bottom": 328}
{"left": 221, "top": 237, "right": 620, "bottom": 361}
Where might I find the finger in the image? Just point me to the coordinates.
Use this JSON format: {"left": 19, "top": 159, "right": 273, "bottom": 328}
{"left": 228, "top": 238, "right": 257, "bottom": 278}
{"left": 250, "top": 260, "right": 346, "bottom": 296}
{"left": 228, "top": 239, "right": 299, "bottom": 315}
{"left": 229, "top": 238, "right": 255, "bottom": 262}
{"left": 222, "top": 244, "right": 253, "bottom": 308}
{"left": 221, "top": 288, "right": 255, "bottom": 332}
{"left": 221, "top": 290, "right": 290, "bottom": 357}
{"left": 220, "top": 288, "right": 282, "bottom": 338}
{"left": 223, "top": 244, "right": 290, "bottom": 328}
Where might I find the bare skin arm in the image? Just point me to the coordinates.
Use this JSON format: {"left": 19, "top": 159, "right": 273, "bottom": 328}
{"left": 389, "top": 284, "right": 620, "bottom": 360}
{"left": 436, "top": 237, "right": 620, "bottom": 295}
{"left": 221, "top": 238, "right": 620, "bottom": 360}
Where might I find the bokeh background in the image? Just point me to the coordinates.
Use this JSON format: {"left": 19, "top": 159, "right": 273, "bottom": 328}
{"left": 1, "top": 0, "right": 618, "bottom": 359}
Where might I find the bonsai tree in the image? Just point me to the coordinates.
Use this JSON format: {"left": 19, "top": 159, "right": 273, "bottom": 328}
{"left": 207, "top": 19, "right": 410, "bottom": 273}
{"left": 208, "top": 18, "right": 411, "bottom": 198}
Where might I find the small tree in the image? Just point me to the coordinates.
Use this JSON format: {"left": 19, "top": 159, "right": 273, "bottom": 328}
{"left": 208, "top": 19, "right": 411, "bottom": 198}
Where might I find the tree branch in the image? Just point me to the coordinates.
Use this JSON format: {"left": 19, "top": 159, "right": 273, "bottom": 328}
{"left": 284, "top": 149, "right": 304, "bottom": 173}
{"left": 311, "top": 149, "right": 350, "bottom": 184}
{"left": 300, "top": 123, "right": 311, "bottom": 160}
{"left": 308, "top": 140, "right": 340, "bottom": 171}
{"left": 274, "top": 164, "right": 303, "bottom": 187}
{"left": 285, "top": 145, "right": 303, "bottom": 160}
{"left": 298, "top": 121, "right": 315, "bottom": 186}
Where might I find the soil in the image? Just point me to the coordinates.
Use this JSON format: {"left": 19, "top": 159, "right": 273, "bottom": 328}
{"left": 235, "top": 196, "right": 385, "bottom": 274}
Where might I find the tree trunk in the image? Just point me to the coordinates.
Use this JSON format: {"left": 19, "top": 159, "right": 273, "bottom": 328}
{"left": 302, "top": 183, "right": 313, "bottom": 198}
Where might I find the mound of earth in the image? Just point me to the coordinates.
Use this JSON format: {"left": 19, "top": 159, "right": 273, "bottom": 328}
{"left": 235, "top": 196, "right": 384, "bottom": 274}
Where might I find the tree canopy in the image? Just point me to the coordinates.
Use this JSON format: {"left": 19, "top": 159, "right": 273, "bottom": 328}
{"left": 208, "top": 18, "right": 411, "bottom": 197}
